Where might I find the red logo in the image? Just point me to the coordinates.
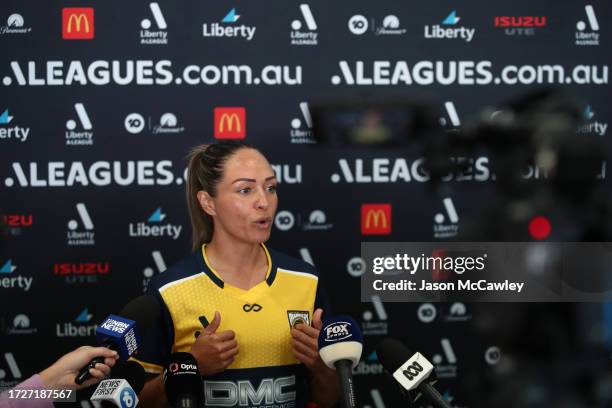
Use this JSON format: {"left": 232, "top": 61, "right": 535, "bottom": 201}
{"left": 494, "top": 16, "right": 546, "bottom": 28}
{"left": 62, "top": 8, "right": 94, "bottom": 40}
{"left": 361, "top": 204, "right": 391, "bottom": 235}
{"left": 214, "top": 107, "right": 246, "bottom": 139}
{"left": 3, "top": 215, "right": 33, "bottom": 228}
{"left": 53, "top": 263, "right": 109, "bottom": 275}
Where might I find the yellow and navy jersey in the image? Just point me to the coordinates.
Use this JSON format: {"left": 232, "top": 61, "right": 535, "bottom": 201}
{"left": 133, "top": 243, "right": 329, "bottom": 408}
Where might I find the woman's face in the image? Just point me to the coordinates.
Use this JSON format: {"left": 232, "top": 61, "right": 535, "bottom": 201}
{"left": 206, "top": 148, "right": 278, "bottom": 244}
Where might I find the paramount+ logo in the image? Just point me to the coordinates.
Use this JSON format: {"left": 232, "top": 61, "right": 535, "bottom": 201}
{"left": 214, "top": 107, "right": 246, "bottom": 139}
{"left": 62, "top": 8, "right": 94, "bottom": 40}
{"left": 361, "top": 204, "right": 391, "bottom": 235}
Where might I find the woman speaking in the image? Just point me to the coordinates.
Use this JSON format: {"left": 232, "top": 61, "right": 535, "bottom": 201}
{"left": 136, "top": 141, "right": 339, "bottom": 407}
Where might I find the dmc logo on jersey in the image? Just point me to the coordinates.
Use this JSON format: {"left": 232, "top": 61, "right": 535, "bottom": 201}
{"left": 242, "top": 303, "right": 262, "bottom": 312}
{"left": 439, "top": 101, "right": 461, "bottom": 128}
{"left": 0, "top": 259, "right": 32, "bottom": 291}
{"left": 433, "top": 197, "right": 459, "bottom": 239}
{"left": 65, "top": 103, "right": 93, "bottom": 145}
{"left": 214, "top": 107, "right": 246, "bottom": 139}
{"left": 290, "top": 102, "right": 315, "bottom": 144}
{"left": 62, "top": 8, "right": 94, "bottom": 40}
{"left": 129, "top": 207, "right": 182, "bottom": 240}
{"left": 287, "top": 311, "right": 310, "bottom": 328}
{"left": 0, "top": 109, "right": 30, "bottom": 143}
{"left": 140, "top": 2, "right": 168, "bottom": 45}
{"left": 203, "top": 8, "right": 256, "bottom": 41}
{"left": 67, "top": 203, "right": 95, "bottom": 246}
{"left": 291, "top": 4, "right": 318, "bottom": 45}
{"left": 361, "top": 204, "right": 391, "bottom": 235}
{"left": 56, "top": 308, "right": 97, "bottom": 337}
{"left": 494, "top": 16, "right": 546, "bottom": 36}
{"left": 424, "top": 10, "right": 475, "bottom": 42}
{"left": 576, "top": 5, "right": 599, "bottom": 46}
{"left": 205, "top": 376, "right": 296, "bottom": 406}
{"left": 577, "top": 105, "right": 608, "bottom": 136}
{"left": 0, "top": 14, "right": 32, "bottom": 35}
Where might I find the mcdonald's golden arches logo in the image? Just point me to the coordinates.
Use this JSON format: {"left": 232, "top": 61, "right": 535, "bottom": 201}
{"left": 62, "top": 8, "right": 94, "bottom": 40}
{"left": 214, "top": 107, "right": 246, "bottom": 139}
{"left": 361, "top": 204, "right": 391, "bottom": 235}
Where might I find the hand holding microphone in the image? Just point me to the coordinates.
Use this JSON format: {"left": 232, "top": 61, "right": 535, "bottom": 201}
{"left": 39, "top": 346, "right": 118, "bottom": 390}
{"left": 190, "top": 311, "right": 239, "bottom": 375}
{"left": 76, "top": 295, "right": 160, "bottom": 385}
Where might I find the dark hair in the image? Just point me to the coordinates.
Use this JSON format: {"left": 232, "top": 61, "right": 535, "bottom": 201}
{"left": 186, "top": 141, "right": 253, "bottom": 251}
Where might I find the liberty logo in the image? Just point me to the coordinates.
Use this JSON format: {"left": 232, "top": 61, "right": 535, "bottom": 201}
{"left": 67, "top": 203, "right": 95, "bottom": 246}
{"left": 290, "top": 102, "right": 315, "bottom": 144}
{"left": 291, "top": 4, "right": 318, "bottom": 45}
{"left": 56, "top": 308, "right": 96, "bottom": 337}
{"left": 0, "top": 108, "right": 30, "bottom": 142}
{"left": 129, "top": 208, "right": 182, "bottom": 240}
{"left": 0, "top": 259, "right": 31, "bottom": 291}
{"left": 140, "top": 2, "right": 168, "bottom": 45}
{"left": 432, "top": 338, "right": 458, "bottom": 378}
{"left": 434, "top": 198, "right": 459, "bottom": 238}
{"left": 203, "top": 8, "right": 256, "bottom": 41}
{"left": 439, "top": 101, "right": 461, "bottom": 128}
{"left": 576, "top": 5, "right": 599, "bottom": 46}
{"left": 577, "top": 105, "right": 607, "bottom": 136}
{"left": 425, "top": 10, "right": 475, "bottom": 42}
{"left": 142, "top": 251, "right": 167, "bottom": 291}
{"left": 65, "top": 103, "right": 94, "bottom": 145}
{"left": 362, "top": 295, "right": 388, "bottom": 336}
{"left": 0, "top": 259, "right": 17, "bottom": 273}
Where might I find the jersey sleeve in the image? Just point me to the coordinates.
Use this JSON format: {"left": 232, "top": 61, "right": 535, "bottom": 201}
{"left": 130, "top": 286, "right": 175, "bottom": 374}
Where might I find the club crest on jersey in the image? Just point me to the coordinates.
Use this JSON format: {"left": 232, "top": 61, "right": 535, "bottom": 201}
{"left": 287, "top": 310, "right": 310, "bottom": 328}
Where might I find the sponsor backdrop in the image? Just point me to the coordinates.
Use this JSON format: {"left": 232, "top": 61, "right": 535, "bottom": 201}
{"left": 1, "top": 0, "right": 610, "bottom": 406}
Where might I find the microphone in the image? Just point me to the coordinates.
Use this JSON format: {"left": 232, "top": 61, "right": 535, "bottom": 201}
{"left": 376, "top": 338, "right": 451, "bottom": 408}
{"left": 90, "top": 360, "right": 145, "bottom": 408}
{"left": 76, "top": 295, "right": 159, "bottom": 385}
{"left": 317, "top": 316, "right": 363, "bottom": 408}
{"left": 163, "top": 352, "right": 203, "bottom": 408}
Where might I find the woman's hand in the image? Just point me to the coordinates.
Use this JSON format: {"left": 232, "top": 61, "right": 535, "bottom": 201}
{"left": 190, "top": 311, "right": 239, "bottom": 375}
{"left": 290, "top": 309, "right": 340, "bottom": 408}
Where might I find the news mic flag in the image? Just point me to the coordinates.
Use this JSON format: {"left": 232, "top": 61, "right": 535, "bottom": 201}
{"left": 90, "top": 379, "right": 139, "bottom": 408}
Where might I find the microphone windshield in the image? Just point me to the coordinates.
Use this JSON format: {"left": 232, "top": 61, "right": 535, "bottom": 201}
{"left": 119, "top": 295, "right": 160, "bottom": 330}
{"left": 317, "top": 316, "right": 363, "bottom": 369}
{"left": 376, "top": 338, "right": 414, "bottom": 372}
{"left": 111, "top": 360, "right": 146, "bottom": 394}
{"left": 163, "top": 352, "right": 203, "bottom": 407}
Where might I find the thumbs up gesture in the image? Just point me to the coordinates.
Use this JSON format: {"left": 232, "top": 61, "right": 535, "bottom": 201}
{"left": 190, "top": 311, "right": 239, "bottom": 375}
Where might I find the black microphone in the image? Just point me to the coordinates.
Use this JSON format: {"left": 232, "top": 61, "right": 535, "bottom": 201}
{"left": 163, "top": 352, "right": 203, "bottom": 408}
{"left": 376, "top": 338, "right": 451, "bottom": 408}
{"left": 76, "top": 295, "right": 160, "bottom": 385}
{"left": 317, "top": 316, "right": 364, "bottom": 408}
{"left": 90, "top": 361, "right": 145, "bottom": 407}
